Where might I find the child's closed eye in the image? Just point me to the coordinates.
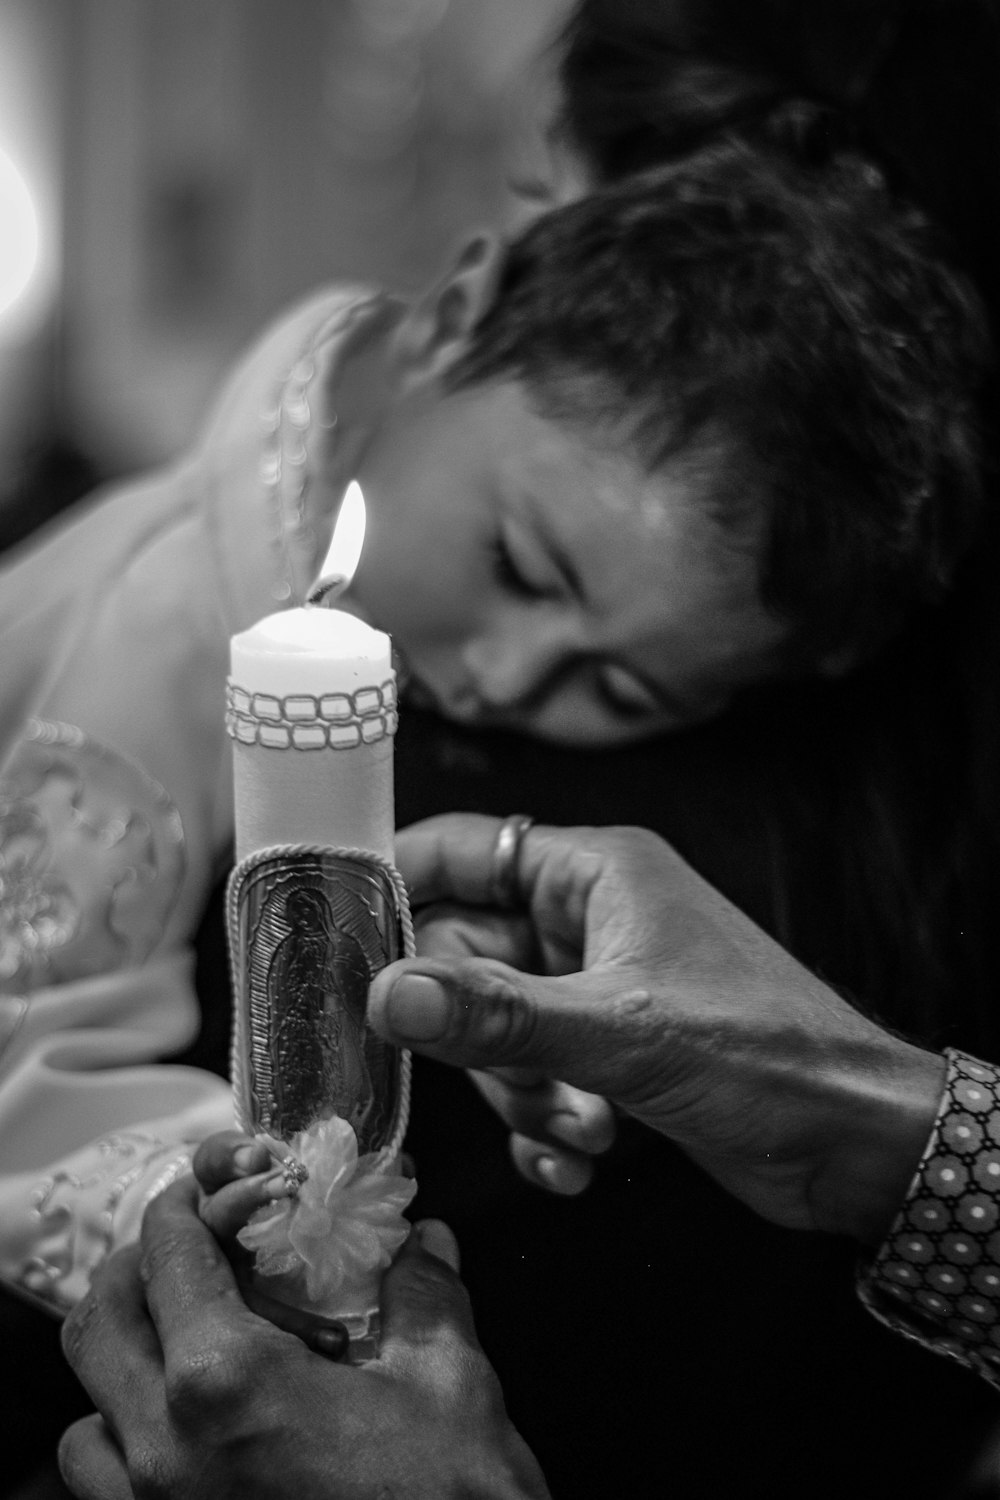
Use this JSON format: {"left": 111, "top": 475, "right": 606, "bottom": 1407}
{"left": 489, "top": 517, "right": 567, "bottom": 603}
{"left": 596, "top": 663, "right": 663, "bottom": 720}
{"left": 489, "top": 530, "right": 547, "bottom": 600}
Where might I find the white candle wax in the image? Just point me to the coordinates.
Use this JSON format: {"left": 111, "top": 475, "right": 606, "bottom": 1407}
{"left": 229, "top": 607, "right": 396, "bottom": 863}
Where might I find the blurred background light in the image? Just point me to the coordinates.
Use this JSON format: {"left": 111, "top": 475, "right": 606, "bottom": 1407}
{"left": 0, "top": 146, "right": 39, "bottom": 319}
{"left": 0, "top": 0, "right": 568, "bottom": 553}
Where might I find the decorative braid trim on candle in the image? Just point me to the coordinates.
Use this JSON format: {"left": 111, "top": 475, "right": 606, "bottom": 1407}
{"left": 226, "top": 844, "right": 412, "bottom": 1176}
{"left": 226, "top": 678, "right": 398, "bottom": 751}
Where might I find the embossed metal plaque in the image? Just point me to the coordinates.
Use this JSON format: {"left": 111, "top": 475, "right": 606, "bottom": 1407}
{"left": 229, "top": 849, "right": 402, "bottom": 1154}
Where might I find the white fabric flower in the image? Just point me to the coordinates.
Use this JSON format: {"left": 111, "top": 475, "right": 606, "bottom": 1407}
{"left": 238, "top": 1115, "right": 416, "bottom": 1306}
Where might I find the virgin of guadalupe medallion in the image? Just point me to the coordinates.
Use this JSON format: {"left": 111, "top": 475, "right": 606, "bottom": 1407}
{"left": 230, "top": 849, "right": 401, "bottom": 1154}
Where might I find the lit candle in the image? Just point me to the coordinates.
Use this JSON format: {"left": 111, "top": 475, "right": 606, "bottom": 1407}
{"left": 225, "top": 482, "right": 414, "bottom": 1354}
{"left": 227, "top": 481, "right": 396, "bottom": 862}
{"left": 228, "top": 608, "right": 395, "bottom": 861}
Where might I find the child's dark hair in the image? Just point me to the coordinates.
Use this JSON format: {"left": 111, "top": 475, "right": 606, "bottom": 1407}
{"left": 449, "top": 134, "right": 990, "bottom": 667}
{"left": 463, "top": 1, "right": 1000, "bottom": 1067}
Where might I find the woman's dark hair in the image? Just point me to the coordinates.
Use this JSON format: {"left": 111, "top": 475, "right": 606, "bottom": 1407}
{"left": 453, "top": 136, "right": 989, "bottom": 667}
{"left": 556, "top": 0, "right": 1000, "bottom": 345}
{"left": 535, "top": 0, "right": 1000, "bottom": 1056}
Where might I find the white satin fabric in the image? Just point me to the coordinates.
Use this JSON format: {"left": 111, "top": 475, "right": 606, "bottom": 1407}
{"left": 0, "top": 285, "right": 370, "bottom": 1311}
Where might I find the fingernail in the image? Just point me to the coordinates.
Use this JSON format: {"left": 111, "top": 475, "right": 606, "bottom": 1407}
{"left": 233, "top": 1144, "right": 261, "bottom": 1175}
{"left": 262, "top": 1170, "right": 292, "bottom": 1198}
{"left": 386, "top": 972, "right": 452, "bottom": 1042}
{"left": 534, "top": 1154, "right": 559, "bottom": 1186}
{"left": 415, "top": 1219, "right": 461, "bottom": 1272}
{"left": 308, "top": 1323, "right": 349, "bottom": 1361}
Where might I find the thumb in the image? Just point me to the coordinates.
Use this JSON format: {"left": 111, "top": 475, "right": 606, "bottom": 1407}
{"left": 368, "top": 955, "right": 637, "bottom": 1101}
{"left": 378, "top": 1220, "right": 479, "bottom": 1367}
{"left": 410, "top": 1217, "right": 461, "bottom": 1273}
{"left": 59, "top": 1416, "right": 134, "bottom": 1500}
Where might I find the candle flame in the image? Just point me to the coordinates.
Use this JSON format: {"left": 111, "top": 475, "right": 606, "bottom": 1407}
{"left": 307, "top": 481, "right": 367, "bottom": 606}
{"left": 325, "top": 480, "right": 367, "bottom": 586}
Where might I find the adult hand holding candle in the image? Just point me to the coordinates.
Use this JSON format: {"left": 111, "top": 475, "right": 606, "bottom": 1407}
{"left": 225, "top": 481, "right": 414, "bottom": 1359}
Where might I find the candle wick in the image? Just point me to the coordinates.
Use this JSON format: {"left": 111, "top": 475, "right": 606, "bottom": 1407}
{"left": 305, "top": 573, "right": 348, "bottom": 609}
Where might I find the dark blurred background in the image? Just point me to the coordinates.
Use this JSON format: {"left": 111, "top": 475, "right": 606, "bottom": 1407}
{"left": 0, "top": 0, "right": 565, "bottom": 551}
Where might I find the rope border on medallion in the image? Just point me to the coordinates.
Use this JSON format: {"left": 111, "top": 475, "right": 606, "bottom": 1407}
{"left": 226, "top": 843, "right": 413, "bottom": 1175}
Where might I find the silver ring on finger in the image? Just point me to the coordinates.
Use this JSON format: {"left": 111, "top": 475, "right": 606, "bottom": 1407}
{"left": 488, "top": 814, "right": 535, "bottom": 909}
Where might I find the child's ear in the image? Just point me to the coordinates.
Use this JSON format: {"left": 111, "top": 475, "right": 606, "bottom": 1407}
{"left": 391, "top": 233, "right": 504, "bottom": 384}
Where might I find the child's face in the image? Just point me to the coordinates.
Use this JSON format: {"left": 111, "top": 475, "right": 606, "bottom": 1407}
{"left": 350, "top": 377, "right": 788, "bottom": 748}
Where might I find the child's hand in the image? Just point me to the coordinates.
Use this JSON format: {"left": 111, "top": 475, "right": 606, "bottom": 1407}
{"left": 191, "top": 1131, "right": 349, "bottom": 1359}
{"left": 192, "top": 1130, "right": 292, "bottom": 1244}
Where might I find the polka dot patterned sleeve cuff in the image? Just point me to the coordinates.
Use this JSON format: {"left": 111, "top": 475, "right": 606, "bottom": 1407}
{"left": 857, "top": 1049, "right": 1000, "bottom": 1388}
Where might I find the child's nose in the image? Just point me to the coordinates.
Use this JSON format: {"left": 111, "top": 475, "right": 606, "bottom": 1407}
{"left": 463, "top": 629, "right": 569, "bottom": 709}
